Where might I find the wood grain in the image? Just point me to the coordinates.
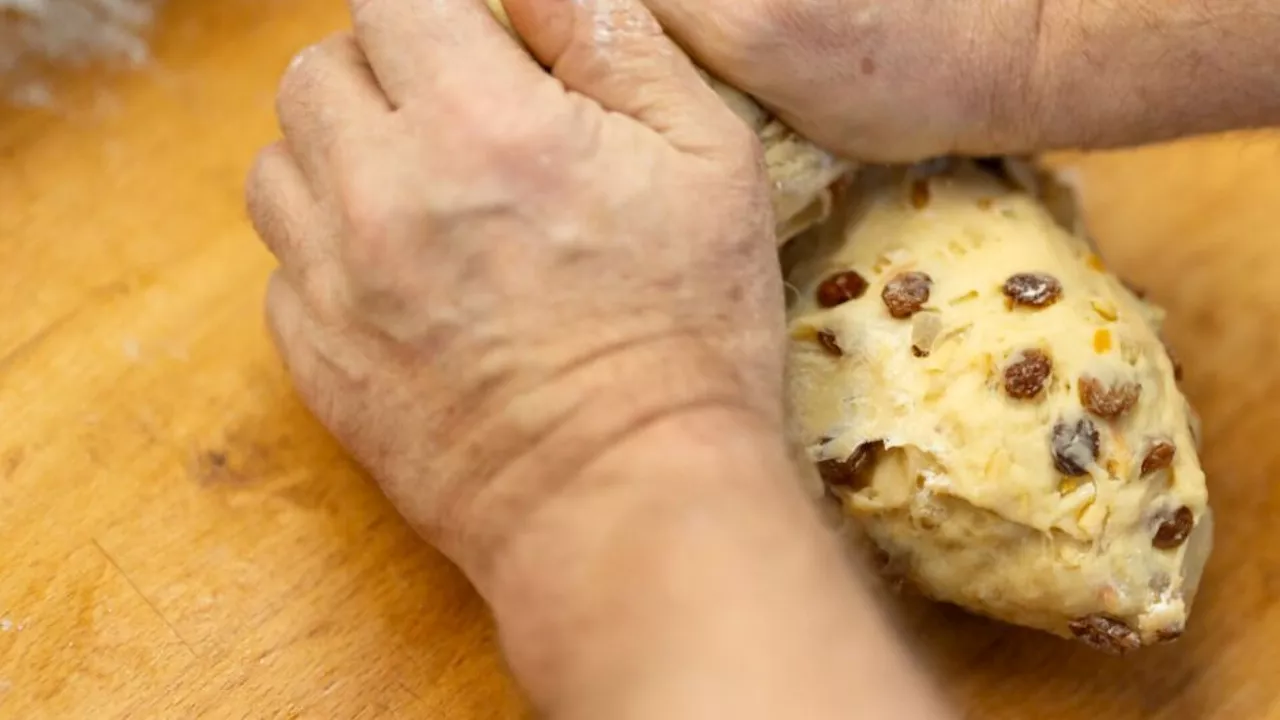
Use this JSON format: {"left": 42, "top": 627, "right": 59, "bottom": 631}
{"left": 1, "top": 1, "right": 1278, "bottom": 718}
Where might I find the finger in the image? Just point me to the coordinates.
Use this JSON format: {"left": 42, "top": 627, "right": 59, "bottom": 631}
{"left": 246, "top": 142, "right": 328, "bottom": 282}
{"left": 264, "top": 271, "right": 342, "bottom": 425}
{"left": 498, "top": 0, "right": 744, "bottom": 157}
{"left": 276, "top": 31, "right": 391, "bottom": 191}
{"left": 348, "top": 0, "right": 549, "bottom": 109}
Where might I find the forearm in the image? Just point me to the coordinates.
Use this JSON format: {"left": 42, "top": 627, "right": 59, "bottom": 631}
{"left": 483, "top": 408, "right": 955, "bottom": 720}
{"left": 1028, "top": 0, "right": 1280, "bottom": 150}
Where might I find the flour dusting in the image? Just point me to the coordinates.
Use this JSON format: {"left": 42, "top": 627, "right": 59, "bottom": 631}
{"left": 1, "top": 0, "right": 162, "bottom": 106}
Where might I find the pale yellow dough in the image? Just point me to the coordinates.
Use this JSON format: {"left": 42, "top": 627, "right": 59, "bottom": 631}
{"left": 785, "top": 160, "right": 1212, "bottom": 652}
{"left": 484, "top": 0, "right": 1212, "bottom": 654}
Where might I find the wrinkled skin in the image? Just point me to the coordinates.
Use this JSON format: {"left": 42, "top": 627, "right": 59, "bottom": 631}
{"left": 644, "top": 0, "right": 1280, "bottom": 161}
{"left": 645, "top": 0, "right": 1045, "bottom": 160}
{"left": 246, "top": 0, "right": 785, "bottom": 582}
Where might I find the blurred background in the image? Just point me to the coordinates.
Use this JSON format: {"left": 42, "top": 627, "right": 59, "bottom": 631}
{"left": 2, "top": 1, "right": 1280, "bottom": 718}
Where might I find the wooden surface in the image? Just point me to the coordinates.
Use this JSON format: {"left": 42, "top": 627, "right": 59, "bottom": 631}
{"left": 2, "top": 1, "right": 1279, "bottom": 718}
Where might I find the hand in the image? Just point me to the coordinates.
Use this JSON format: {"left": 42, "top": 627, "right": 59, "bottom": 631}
{"left": 245, "top": 0, "right": 785, "bottom": 585}
{"left": 646, "top": 0, "right": 1280, "bottom": 161}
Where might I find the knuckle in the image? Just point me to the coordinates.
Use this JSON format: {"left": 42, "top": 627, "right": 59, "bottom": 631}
{"left": 474, "top": 107, "right": 563, "bottom": 159}
{"left": 275, "top": 32, "right": 347, "bottom": 110}
{"left": 244, "top": 144, "right": 286, "bottom": 237}
{"left": 336, "top": 176, "right": 404, "bottom": 285}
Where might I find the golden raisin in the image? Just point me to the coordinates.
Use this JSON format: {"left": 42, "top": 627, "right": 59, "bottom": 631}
{"left": 1090, "top": 298, "right": 1118, "bottom": 322}
{"left": 881, "top": 271, "right": 933, "bottom": 319}
{"left": 1003, "top": 273, "right": 1063, "bottom": 308}
{"left": 816, "top": 441, "right": 883, "bottom": 490}
{"left": 817, "top": 330, "right": 843, "bottom": 357}
{"left": 1141, "top": 439, "right": 1176, "bottom": 475}
{"left": 1086, "top": 254, "right": 1107, "bottom": 272}
{"left": 1051, "top": 418, "right": 1100, "bottom": 476}
{"left": 1079, "top": 375, "right": 1141, "bottom": 419}
{"left": 816, "top": 271, "right": 869, "bottom": 308}
{"left": 1093, "top": 329, "right": 1113, "bottom": 354}
{"left": 1153, "top": 506, "right": 1195, "bottom": 549}
{"left": 910, "top": 179, "right": 931, "bottom": 209}
{"left": 1069, "top": 615, "right": 1142, "bottom": 655}
{"left": 1003, "top": 349, "right": 1052, "bottom": 399}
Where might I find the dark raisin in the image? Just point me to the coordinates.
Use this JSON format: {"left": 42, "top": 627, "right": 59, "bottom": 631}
{"left": 1141, "top": 439, "right": 1176, "bottom": 476}
{"left": 911, "top": 346, "right": 929, "bottom": 358}
{"left": 974, "top": 157, "right": 1011, "bottom": 183}
{"left": 910, "top": 179, "right": 931, "bottom": 209}
{"left": 1003, "top": 349, "right": 1052, "bottom": 399}
{"left": 1156, "top": 628, "right": 1184, "bottom": 644}
{"left": 817, "top": 330, "right": 842, "bottom": 356}
{"left": 1069, "top": 615, "right": 1142, "bottom": 655}
{"left": 882, "top": 271, "right": 932, "bottom": 319}
{"left": 816, "top": 271, "right": 869, "bottom": 308}
{"left": 1079, "top": 375, "right": 1142, "bottom": 419}
{"left": 1153, "top": 506, "right": 1195, "bottom": 549}
{"left": 1002, "top": 273, "right": 1063, "bottom": 308}
{"left": 1051, "top": 418, "right": 1100, "bottom": 476}
{"left": 816, "top": 441, "right": 883, "bottom": 490}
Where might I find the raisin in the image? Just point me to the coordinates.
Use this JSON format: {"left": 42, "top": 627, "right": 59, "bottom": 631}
{"left": 882, "top": 271, "right": 932, "bottom": 319}
{"left": 1003, "top": 273, "right": 1063, "bottom": 308}
{"left": 816, "top": 271, "right": 869, "bottom": 308}
{"left": 910, "top": 180, "right": 931, "bottom": 209}
{"left": 1153, "top": 506, "right": 1195, "bottom": 549}
{"left": 1141, "top": 439, "right": 1176, "bottom": 475}
{"left": 974, "top": 157, "right": 1012, "bottom": 183}
{"left": 1003, "top": 349, "right": 1052, "bottom": 399}
{"left": 911, "top": 346, "right": 929, "bottom": 358}
{"left": 1156, "top": 628, "right": 1184, "bottom": 644}
{"left": 817, "top": 330, "right": 843, "bottom": 356}
{"left": 1051, "top": 418, "right": 1100, "bottom": 476}
{"left": 1069, "top": 615, "right": 1142, "bottom": 655}
{"left": 816, "top": 441, "right": 883, "bottom": 491}
{"left": 1079, "top": 375, "right": 1141, "bottom": 419}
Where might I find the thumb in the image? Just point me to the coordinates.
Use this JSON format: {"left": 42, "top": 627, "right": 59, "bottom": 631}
{"left": 490, "top": 0, "right": 743, "bottom": 157}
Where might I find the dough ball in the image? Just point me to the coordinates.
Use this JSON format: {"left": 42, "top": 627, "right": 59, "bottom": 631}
{"left": 785, "top": 159, "right": 1212, "bottom": 653}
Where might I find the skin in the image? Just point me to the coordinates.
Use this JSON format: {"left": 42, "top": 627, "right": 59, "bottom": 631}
{"left": 246, "top": 0, "right": 1280, "bottom": 717}
{"left": 645, "top": 0, "right": 1280, "bottom": 159}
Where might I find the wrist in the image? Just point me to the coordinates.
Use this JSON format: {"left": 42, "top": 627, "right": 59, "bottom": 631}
{"left": 433, "top": 332, "right": 786, "bottom": 586}
{"left": 476, "top": 405, "right": 807, "bottom": 707}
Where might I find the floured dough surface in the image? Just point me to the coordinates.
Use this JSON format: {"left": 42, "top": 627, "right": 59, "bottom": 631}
{"left": 784, "top": 160, "right": 1212, "bottom": 652}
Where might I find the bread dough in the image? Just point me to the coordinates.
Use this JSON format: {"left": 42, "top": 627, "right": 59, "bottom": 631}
{"left": 484, "top": 0, "right": 1213, "bottom": 654}
{"left": 483, "top": 0, "right": 850, "bottom": 242}
{"left": 784, "top": 159, "right": 1212, "bottom": 652}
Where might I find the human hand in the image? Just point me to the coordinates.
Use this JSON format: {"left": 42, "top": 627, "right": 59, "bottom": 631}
{"left": 246, "top": 0, "right": 785, "bottom": 586}
{"left": 646, "top": 0, "right": 1280, "bottom": 161}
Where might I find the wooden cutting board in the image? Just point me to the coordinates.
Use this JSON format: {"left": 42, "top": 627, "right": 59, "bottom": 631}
{"left": 2, "top": 1, "right": 1277, "bottom": 718}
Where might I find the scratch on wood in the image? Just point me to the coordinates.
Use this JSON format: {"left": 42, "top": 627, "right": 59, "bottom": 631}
{"left": 0, "top": 313, "right": 74, "bottom": 374}
{"left": 90, "top": 538, "right": 198, "bottom": 658}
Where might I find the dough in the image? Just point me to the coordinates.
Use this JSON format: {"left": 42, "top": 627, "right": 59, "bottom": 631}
{"left": 484, "top": 0, "right": 1214, "bottom": 654}
{"left": 784, "top": 159, "right": 1213, "bottom": 653}
{"left": 483, "top": 0, "right": 851, "bottom": 242}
